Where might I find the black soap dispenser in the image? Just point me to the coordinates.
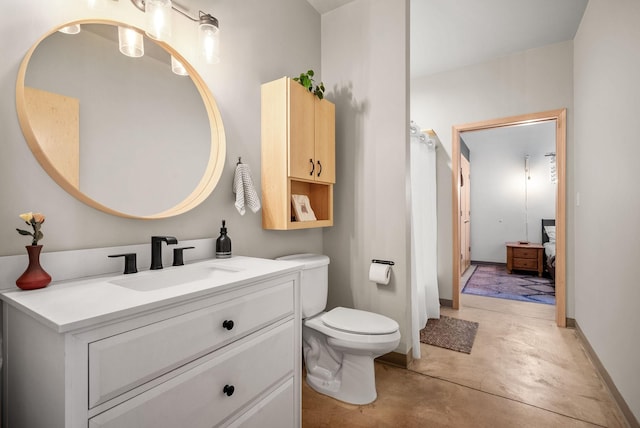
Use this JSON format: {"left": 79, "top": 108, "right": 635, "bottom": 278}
{"left": 215, "top": 220, "right": 232, "bottom": 259}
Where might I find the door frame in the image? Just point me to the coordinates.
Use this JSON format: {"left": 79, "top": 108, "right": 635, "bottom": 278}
{"left": 451, "top": 109, "right": 567, "bottom": 327}
{"left": 460, "top": 155, "right": 471, "bottom": 274}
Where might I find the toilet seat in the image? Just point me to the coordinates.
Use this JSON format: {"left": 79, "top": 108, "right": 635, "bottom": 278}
{"left": 321, "top": 307, "right": 399, "bottom": 334}
{"left": 304, "top": 309, "right": 400, "bottom": 345}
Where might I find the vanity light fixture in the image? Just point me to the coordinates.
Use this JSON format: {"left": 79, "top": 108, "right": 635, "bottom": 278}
{"left": 58, "top": 24, "right": 81, "bottom": 35}
{"left": 118, "top": 26, "right": 145, "bottom": 58}
{"left": 130, "top": 0, "right": 220, "bottom": 64}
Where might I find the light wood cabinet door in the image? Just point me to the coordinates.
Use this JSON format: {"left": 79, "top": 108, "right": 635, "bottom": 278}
{"left": 288, "top": 80, "right": 316, "bottom": 180}
{"left": 314, "top": 98, "right": 335, "bottom": 183}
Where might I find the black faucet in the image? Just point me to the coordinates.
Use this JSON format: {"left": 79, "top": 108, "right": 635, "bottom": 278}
{"left": 108, "top": 253, "right": 138, "bottom": 274}
{"left": 150, "top": 236, "right": 178, "bottom": 270}
{"left": 173, "top": 246, "right": 195, "bottom": 266}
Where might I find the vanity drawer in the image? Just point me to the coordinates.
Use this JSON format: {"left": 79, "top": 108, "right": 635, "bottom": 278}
{"left": 512, "top": 248, "right": 537, "bottom": 259}
{"left": 89, "top": 281, "right": 294, "bottom": 408}
{"left": 89, "top": 320, "right": 295, "bottom": 428}
{"left": 227, "top": 378, "right": 295, "bottom": 428}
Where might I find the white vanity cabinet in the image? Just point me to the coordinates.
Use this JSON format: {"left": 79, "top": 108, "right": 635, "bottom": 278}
{"left": 1, "top": 257, "right": 301, "bottom": 428}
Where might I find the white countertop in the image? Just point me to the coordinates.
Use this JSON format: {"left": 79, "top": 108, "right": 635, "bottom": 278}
{"left": 0, "top": 256, "right": 301, "bottom": 333}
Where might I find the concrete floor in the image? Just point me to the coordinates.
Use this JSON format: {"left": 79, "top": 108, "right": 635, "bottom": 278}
{"left": 302, "top": 294, "right": 627, "bottom": 427}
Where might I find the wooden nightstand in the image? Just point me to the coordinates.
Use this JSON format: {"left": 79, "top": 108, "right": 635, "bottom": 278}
{"left": 506, "top": 242, "right": 545, "bottom": 277}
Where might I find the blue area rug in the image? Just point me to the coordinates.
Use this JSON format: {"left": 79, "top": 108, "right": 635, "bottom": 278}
{"left": 462, "top": 264, "right": 555, "bottom": 305}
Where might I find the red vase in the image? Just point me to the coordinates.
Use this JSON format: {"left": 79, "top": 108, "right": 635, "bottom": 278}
{"left": 16, "top": 245, "right": 51, "bottom": 290}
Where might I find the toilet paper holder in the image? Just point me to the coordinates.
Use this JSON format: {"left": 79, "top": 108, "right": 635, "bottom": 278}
{"left": 371, "top": 259, "right": 395, "bottom": 266}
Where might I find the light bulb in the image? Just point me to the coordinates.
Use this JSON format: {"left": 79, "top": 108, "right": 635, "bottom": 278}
{"left": 171, "top": 56, "right": 188, "bottom": 76}
{"left": 58, "top": 24, "right": 81, "bottom": 35}
{"left": 145, "top": 0, "right": 172, "bottom": 41}
{"left": 118, "top": 27, "right": 144, "bottom": 58}
{"left": 199, "top": 16, "right": 220, "bottom": 64}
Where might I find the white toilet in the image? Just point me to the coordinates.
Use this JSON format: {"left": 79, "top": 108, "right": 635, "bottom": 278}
{"left": 277, "top": 254, "right": 401, "bottom": 405}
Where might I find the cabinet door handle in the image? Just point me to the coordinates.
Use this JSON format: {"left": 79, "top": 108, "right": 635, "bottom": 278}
{"left": 222, "top": 320, "right": 234, "bottom": 330}
{"left": 317, "top": 160, "right": 322, "bottom": 177}
{"left": 309, "top": 159, "right": 315, "bottom": 176}
{"left": 223, "top": 384, "right": 235, "bottom": 396}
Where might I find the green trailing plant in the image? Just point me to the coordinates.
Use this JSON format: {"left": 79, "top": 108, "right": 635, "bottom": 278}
{"left": 293, "top": 70, "right": 325, "bottom": 100}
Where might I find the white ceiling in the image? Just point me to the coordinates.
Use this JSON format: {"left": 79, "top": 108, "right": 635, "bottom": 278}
{"left": 306, "top": 0, "right": 356, "bottom": 15}
{"left": 411, "top": 0, "right": 588, "bottom": 78}
{"left": 305, "top": 0, "right": 588, "bottom": 79}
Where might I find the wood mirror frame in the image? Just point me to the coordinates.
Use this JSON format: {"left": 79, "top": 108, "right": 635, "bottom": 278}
{"left": 15, "top": 19, "right": 226, "bottom": 219}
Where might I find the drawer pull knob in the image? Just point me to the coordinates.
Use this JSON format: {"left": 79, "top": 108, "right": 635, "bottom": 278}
{"left": 222, "top": 320, "right": 235, "bottom": 330}
{"left": 223, "top": 384, "right": 235, "bottom": 396}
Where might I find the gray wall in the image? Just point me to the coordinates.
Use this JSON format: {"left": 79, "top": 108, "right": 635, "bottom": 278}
{"left": 321, "top": 0, "right": 412, "bottom": 353}
{"left": 464, "top": 124, "right": 556, "bottom": 263}
{"left": 574, "top": 0, "right": 640, "bottom": 419}
{"left": 0, "top": 0, "right": 324, "bottom": 259}
{"left": 411, "top": 41, "right": 575, "bottom": 313}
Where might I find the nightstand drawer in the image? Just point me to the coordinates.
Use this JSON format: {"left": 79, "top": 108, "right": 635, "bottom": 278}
{"left": 512, "top": 248, "right": 538, "bottom": 259}
{"left": 513, "top": 258, "right": 537, "bottom": 269}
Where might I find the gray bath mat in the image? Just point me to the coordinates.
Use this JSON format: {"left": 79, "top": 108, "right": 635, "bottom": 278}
{"left": 419, "top": 315, "right": 479, "bottom": 354}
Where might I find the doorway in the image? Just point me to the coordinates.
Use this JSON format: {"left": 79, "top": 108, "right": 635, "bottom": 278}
{"left": 451, "top": 109, "right": 567, "bottom": 327}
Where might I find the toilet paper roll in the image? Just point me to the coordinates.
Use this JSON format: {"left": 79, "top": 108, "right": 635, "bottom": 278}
{"left": 369, "top": 262, "right": 391, "bottom": 285}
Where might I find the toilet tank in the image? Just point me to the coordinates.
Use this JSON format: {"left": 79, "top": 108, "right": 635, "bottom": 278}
{"left": 276, "top": 254, "right": 329, "bottom": 318}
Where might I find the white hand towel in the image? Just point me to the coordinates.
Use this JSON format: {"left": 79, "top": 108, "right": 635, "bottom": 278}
{"left": 232, "top": 163, "right": 261, "bottom": 215}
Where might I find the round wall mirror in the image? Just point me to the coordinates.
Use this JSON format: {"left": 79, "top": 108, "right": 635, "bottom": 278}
{"left": 16, "top": 20, "right": 226, "bottom": 219}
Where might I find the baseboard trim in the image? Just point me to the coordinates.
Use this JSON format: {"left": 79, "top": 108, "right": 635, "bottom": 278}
{"left": 470, "top": 260, "right": 506, "bottom": 267}
{"left": 575, "top": 321, "right": 639, "bottom": 428}
{"left": 376, "top": 350, "right": 413, "bottom": 369}
{"left": 439, "top": 298, "right": 453, "bottom": 308}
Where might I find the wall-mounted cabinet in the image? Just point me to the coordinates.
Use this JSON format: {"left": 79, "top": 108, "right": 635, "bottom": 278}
{"left": 261, "top": 77, "right": 335, "bottom": 230}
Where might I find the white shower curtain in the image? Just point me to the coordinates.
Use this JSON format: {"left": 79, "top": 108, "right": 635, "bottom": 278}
{"left": 410, "top": 125, "right": 440, "bottom": 359}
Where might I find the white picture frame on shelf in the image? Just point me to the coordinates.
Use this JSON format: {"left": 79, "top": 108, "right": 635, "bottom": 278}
{"left": 291, "top": 194, "right": 317, "bottom": 221}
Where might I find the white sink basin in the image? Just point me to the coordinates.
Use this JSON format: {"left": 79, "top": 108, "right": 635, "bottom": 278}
{"left": 110, "top": 265, "right": 241, "bottom": 292}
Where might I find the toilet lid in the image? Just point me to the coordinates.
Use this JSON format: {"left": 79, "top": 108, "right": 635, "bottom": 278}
{"left": 321, "top": 307, "right": 399, "bottom": 335}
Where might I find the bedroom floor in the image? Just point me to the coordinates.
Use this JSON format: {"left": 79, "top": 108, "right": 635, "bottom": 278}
{"left": 302, "top": 294, "right": 627, "bottom": 427}
{"left": 461, "top": 262, "right": 556, "bottom": 305}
